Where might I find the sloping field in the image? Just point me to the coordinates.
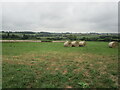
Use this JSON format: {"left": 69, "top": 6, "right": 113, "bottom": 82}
{"left": 2, "top": 42, "right": 118, "bottom": 88}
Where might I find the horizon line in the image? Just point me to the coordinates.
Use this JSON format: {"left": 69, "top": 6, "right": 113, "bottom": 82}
{"left": 0, "top": 30, "right": 119, "bottom": 33}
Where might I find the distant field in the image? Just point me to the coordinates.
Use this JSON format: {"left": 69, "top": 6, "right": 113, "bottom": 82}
{"left": 2, "top": 42, "right": 118, "bottom": 88}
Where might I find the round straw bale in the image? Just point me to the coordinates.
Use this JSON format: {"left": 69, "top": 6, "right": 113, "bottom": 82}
{"left": 71, "top": 41, "right": 79, "bottom": 47}
{"left": 64, "top": 41, "right": 72, "bottom": 47}
{"left": 79, "top": 41, "right": 86, "bottom": 47}
{"left": 108, "top": 41, "right": 118, "bottom": 48}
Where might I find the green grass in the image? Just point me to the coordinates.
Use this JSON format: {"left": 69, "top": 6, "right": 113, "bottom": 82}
{"left": 2, "top": 41, "right": 118, "bottom": 88}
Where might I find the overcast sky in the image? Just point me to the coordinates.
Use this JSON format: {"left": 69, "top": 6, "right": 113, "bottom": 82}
{"left": 1, "top": 2, "right": 118, "bottom": 33}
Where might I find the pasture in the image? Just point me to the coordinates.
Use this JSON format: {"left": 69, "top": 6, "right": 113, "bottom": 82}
{"left": 2, "top": 42, "right": 118, "bottom": 88}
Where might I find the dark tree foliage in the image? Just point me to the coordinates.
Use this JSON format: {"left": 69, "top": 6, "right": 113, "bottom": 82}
{"left": 22, "top": 34, "right": 29, "bottom": 40}
{"left": 67, "top": 35, "right": 77, "bottom": 41}
{"left": 1, "top": 31, "right": 119, "bottom": 42}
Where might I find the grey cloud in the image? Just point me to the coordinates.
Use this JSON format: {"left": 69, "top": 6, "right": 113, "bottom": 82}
{"left": 2, "top": 2, "right": 118, "bottom": 33}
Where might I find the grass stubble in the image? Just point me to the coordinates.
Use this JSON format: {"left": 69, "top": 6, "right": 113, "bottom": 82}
{"left": 2, "top": 42, "right": 118, "bottom": 88}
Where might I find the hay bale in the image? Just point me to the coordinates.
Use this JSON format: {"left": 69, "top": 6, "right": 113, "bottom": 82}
{"left": 108, "top": 41, "right": 118, "bottom": 48}
{"left": 79, "top": 41, "right": 86, "bottom": 47}
{"left": 71, "top": 41, "right": 79, "bottom": 47}
{"left": 64, "top": 41, "right": 72, "bottom": 47}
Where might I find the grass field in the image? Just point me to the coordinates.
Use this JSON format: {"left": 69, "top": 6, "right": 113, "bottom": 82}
{"left": 2, "top": 42, "right": 118, "bottom": 88}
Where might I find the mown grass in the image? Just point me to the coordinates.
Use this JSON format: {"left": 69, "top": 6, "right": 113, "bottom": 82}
{"left": 2, "top": 41, "right": 118, "bottom": 88}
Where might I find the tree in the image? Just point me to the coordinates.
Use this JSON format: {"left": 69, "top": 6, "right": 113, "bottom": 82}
{"left": 7, "top": 32, "right": 10, "bottom": 38}
{"left": 81, "top": 37, "right": 86, "bottom": 41}
{"left": 22, "top": 34, "right": 29, "bottom": 39}
{"left": 67, "top": 35, "right": 77, "bottom": 40}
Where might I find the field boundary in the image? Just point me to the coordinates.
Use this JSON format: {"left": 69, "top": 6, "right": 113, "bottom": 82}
{"left": 0, "top": 40, "right": 65, "bottom": 43}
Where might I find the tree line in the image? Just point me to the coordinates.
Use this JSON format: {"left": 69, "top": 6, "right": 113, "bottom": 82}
{"left": 1, "top": 31, "right": 119, "bottom": 42}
